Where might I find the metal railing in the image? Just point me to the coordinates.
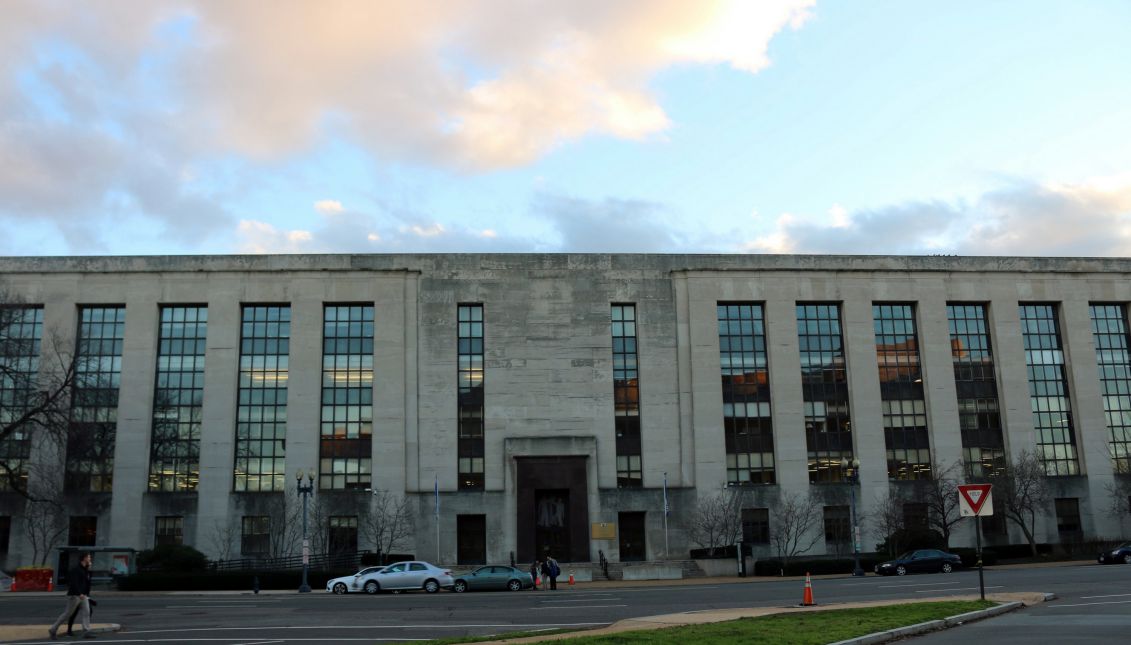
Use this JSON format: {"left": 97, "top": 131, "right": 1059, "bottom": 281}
{"left": 206, "top": 550, "right": 370, "bottom": 573}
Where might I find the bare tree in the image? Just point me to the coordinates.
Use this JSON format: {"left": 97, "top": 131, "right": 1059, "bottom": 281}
{"left": 769, "top": 491, "right": 822, "bottom": 570}
{"left": 1104, "top": 476, "right": 1131, "bottom": 536}
{"left": 23, "top": 497, "right": 67, "bottom": 566}
{"left": 264, "top": 494, "right": 303, "bottom": 559}
{"left": 989, "top": 449, "right": 1050, "bottom": 556}
{"left": 870, "top": 488, "right": 907, "bottom": 556}
{"left": 687, "top": 489, "right": 745, "bottom": 556}
{"left": 361, "top": 491, "right": 414, "bottom": 564}
{"left": 913, "top": 459, "right": 966, "bottom": 548}
{"left": 205, "top": 518, "right": 239, "bottom": 562}
{"left": 1, "top": 290, "right": 80, "bottom": 501}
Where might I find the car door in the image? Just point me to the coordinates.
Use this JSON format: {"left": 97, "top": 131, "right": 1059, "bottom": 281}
{"left": 378, "top": 563, "right": 407, "bottom": 589}
{"left": 405, "top": 562, "right": 429, "bottom": 589}
{"left": 468, "top": 566, "right": 490, "bottom": 590}
{"left": 487, "top": 566, "right": 508, "bottom": 590}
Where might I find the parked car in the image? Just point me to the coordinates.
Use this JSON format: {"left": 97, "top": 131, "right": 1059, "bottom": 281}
{"left": 326, "top": 566, "right": 387, "bottom": 594}
{"left": 875, "top": 549, "right": 962, "bottom": 576}
{"left": 1098, "top": 543, "right": 1131, "bottom": 564}
{"left": 452, "top": 565, "right": 534, "bottom": 592}
{"left": 360, "top": 561, "right": 454, "bottom": 593}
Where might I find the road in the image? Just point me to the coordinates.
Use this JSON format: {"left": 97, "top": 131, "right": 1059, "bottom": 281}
{"left": 0, "top": 563, "right": 1128, "bottom": 643}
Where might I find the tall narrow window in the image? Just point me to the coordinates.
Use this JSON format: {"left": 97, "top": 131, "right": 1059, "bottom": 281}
{"left": 717, "top": 303, "right": 775, "bottom": 485}
{"left": 873, "top": 304, "right": 932, "bottom": 480}
{"left": 148, "top": 306, "right": 206, "bottom": 492}
{"left": 797, "top": 303, "right": 853, "bottom": 482}
{"left": 1020, "top": 304, "right": 1079, "bottom": 475}
{"left": 458, "top": 304, "right": 484, "bottom": 489}
{"left": 241, "top": 516, "right": 270, "bottom": 556}
{"left": 947, "top": 304, "right": 1005, "bottom": 478}
{"left": 235, "top": 305, "right": 290, "bottom": 492}
{"left": 320, "top": 305, "right": 373, "bottom": 490}
{"left": 1090, "top": 304, "right": 1131, "bottom": 475}
{"left": 68, "top": 516, "right": 97, "bottom": 546}
{"left": 0, "top": 306, "right": 42, "bottom": 492}
{"left": 328, "top": 516, "right": 358, "bottom": 554}
{"left": 612, "top": 304, "right": 641, "bottom": 487}
{"left": 67, "top": 306, "right": 125, "bottom": 492}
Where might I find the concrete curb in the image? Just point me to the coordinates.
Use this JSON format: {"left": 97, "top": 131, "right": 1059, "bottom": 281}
{"left": 828, "top": 600, "right": 1031, "bottom": 645}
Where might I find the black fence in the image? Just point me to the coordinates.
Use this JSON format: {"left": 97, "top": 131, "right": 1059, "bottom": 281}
{"left": 207, "top": 550, "right": 370, "bottom": 573}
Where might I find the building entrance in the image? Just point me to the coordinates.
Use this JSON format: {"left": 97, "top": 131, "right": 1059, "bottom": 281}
{"left": 516, "top": 456, "right": 589, "bottom": 563}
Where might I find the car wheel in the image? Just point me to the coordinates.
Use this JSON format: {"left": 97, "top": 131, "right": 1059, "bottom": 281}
{"left": 896, "top": 565, "right": 907, "bottom": 576}
{"left": 332, "top": 583, "right": 347, "bottom": 594}
{"left": 364, "top": 581, "right": 379, "bottom": 594}
{"left": 423, "top": 579, "right": 440, "bottom": 594}
{"left": 453, "top": 580, "right": 467, "bottom": 593}
{"left": 941, "top": 563, "right": 953, "bottom": 574}
{"left": 507, "top": 579, "right": 522, "bottom": 591}
{"left": 1124, "top": 554, "right": 1131, "bottom": 565}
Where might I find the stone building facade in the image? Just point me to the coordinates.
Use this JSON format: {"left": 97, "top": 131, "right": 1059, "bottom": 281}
{"left": 1, "top": 254, "right": 1130, "bottom": 569}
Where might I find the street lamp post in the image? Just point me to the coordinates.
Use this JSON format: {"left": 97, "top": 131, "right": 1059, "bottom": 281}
{"left": 364, "top": 487, "right": 382, "bottom": 565}
{"left": 842, "top": 458, "right": 865, "bottom": 577}
{"left": 296, "top": 469, "right": 315, "bottom": 593}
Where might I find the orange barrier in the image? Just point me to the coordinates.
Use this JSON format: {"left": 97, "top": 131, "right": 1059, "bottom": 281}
{"left": 568, "top": 572, "right": 574, "bottom": 586}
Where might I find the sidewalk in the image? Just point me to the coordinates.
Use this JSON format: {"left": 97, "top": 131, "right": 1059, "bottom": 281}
{"left": 0, "top": 623, "right": 120, "bottom": 642}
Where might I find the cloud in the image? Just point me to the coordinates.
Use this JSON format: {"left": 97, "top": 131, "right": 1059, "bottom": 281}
{"left": 314, "top": 200, "right": 344, "bottom": 214}
{"left": 742, "top": 175, "right": 1131, "bottom": 256}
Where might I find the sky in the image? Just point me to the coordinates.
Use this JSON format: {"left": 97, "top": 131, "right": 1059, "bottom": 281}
{"left": 1, "top": 0, "right": 1130, "bottom": 257}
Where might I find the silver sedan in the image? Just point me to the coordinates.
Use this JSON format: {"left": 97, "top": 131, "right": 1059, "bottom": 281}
{"left": 366, "top": 561, "right": 454, "bottom": 593}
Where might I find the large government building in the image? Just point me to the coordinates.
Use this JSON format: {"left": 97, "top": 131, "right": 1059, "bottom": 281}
{"left": 2, "top": 254, "right": 1130, "bottom": 570}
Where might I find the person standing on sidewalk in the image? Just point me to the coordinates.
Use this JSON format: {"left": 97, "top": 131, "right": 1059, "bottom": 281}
{"left": 545, "top": 554, "right": 560, "bottom": 590}
{"left": 529, "top": 560, "right": 541, "bottom": 590}
{"left": 49, "top": 552, "right": 94, "bottom": 640}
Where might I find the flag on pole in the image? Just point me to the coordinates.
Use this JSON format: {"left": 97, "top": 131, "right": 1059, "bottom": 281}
{"left": 663, "top": 472, "right": 670, "bottom": 516}
{"left": 434, "top": 473, "right": 440, "bottom": 518}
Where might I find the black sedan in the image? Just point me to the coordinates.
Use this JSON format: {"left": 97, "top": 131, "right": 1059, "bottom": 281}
{"left": 1098, "top": 543, "right": 1131, "bottom": 564}
{"left": 451, "top": 565, "right": 534, "bottom": 592}
{"left": 875, "top": 549, "right": 962, "bottom": 576}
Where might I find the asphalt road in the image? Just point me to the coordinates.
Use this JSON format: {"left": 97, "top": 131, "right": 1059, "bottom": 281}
{"left": 1, "top": 563, "right": 1128, "bottom": 644}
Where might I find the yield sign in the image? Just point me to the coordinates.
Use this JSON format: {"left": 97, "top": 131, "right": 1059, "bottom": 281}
{"left": 958, "top": 483, "right": 994, "bottom": 517}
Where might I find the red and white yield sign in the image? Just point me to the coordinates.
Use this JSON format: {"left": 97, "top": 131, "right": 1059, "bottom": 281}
{"left": 958, "top": 483, "right": 994, "bottom": 517}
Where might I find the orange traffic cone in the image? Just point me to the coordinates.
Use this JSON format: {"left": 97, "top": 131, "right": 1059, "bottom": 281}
{"left": 47, "top": 578, "right": 54, "bottom": 592}
{"left": 535, "top": 574, "right": 542, "bottom": 589}
{"left": 801, "top": 572, "right": 815, "bottom": 606}
{"left": 568, "top": 572, "right": 575, "bottom": 586}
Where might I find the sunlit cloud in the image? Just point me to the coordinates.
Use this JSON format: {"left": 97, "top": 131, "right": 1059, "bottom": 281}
{"left": 314, "top": 200, "right": 344, "bottom": 214}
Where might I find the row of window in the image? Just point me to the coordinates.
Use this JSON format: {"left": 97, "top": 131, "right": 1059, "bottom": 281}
{"left": 4, "top": 299, "right": 1131, "bottom": 496}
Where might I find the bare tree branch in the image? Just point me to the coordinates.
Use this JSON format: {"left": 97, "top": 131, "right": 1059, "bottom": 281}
{"left": 360, "top": 491, "right": 414, "bottom": 563}
{"left": 769, "top": 491, "right": 822, "bottom": 569}
{"left": 687, "top": 489, "right": 745, "bottom": 556}
{"left": 988, "top": 449, "right": 1050, "bottom": 556}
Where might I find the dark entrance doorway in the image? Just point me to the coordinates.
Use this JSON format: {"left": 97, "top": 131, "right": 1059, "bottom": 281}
{"left": 535, "top": 490, "right": 570, "bottom": 559}
{"left": 516, "top": 456, "right": 589, "bottom": 563}
{"left": 457, "top": 514, "right": 486, "bottom": 565}
{"left": 619, "top": 512, "right": 646, "bottom": 561}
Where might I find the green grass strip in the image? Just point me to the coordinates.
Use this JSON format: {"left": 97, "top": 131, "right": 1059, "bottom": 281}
{"left": 432, "top": 600, "right": 995, "bottom": 645}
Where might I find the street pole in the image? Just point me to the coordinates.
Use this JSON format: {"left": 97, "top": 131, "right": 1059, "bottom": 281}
{"left": 843, "top": 458, "right": 864, "bottom": 577}
{"left": 976, "top": 514, "right": 985, "bottom": 601}
{"left": 297, "top": 469, "right": 314, "bottom": 593}
{"left": 662, "top": 472, "right": 669, "bottom": 558}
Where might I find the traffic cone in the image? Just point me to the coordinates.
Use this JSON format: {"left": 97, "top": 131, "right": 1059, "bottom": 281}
{"left": 801, "top": 572, "right": 815, "bottom": 606}
{"left": 568, "top": 572, "right": 575, "bottom": 586}
{"left": 535, "top": 574, "right": 541, "bottom": 589}
{"left": 47, "top": 578, "right": 54, "bottom": 592}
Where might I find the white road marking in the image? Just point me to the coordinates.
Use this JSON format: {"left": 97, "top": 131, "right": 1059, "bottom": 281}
{"left": 535, "top": 604, "right": 627, "bottom": 609}
{"left": 877, "top": 581, "right": 964, "bottom": 588}
{"left": 122, "top": 622, "right": 607, "bottom": 634}
{"left": 230, "top": 641, "right": 285, "bottom": 645}
{"left": 164, "top": 605, "right": 264, "bottom": 609}
{"left": 1048, "top": 599, "right": 1131, "bottom": 608}
{"left": 1079, "top": 592, "right": 1131, "bottom": 599}
{"left": 914, "top": 586, "right": 1003, "bottom": 593}
{"left": 539, "top": 598, "right": 623, "bottom": 603}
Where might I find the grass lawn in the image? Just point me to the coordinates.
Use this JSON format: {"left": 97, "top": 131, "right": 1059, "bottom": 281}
{"left": 431, "top": 600, "right": 996, "bottom": 645}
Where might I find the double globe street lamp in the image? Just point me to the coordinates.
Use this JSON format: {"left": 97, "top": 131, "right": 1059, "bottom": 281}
{"left": 296, "top": 469, "right": 315, "bottom": 593}
{"left": 840, "top": 457, "right": 865, "bottom": 577}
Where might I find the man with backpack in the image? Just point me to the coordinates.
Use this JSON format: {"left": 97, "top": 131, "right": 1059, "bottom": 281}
{"left": 544, "top": 554, "right": 560, "bottom": 590}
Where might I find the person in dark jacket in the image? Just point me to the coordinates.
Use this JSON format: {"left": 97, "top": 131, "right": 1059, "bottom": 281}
{"left": 48, "top": 552, "right": 94, "bottom": 639}
{"left": 529, "top": 560, "right": 541, "bottom": 590}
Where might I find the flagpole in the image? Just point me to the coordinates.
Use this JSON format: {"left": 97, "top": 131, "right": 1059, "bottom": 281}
{"left": 663, "top": 472, "right": 670, "bottom": 558}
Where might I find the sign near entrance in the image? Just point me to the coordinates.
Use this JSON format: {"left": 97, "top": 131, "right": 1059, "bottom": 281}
{"left": 958, "top": 483, "right": 994, "bottom": 516}
{"left": 591, "top": 522, "right": 616, "bottom": 540}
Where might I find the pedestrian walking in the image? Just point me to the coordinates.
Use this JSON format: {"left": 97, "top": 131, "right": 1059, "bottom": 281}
{"left": 67, "top": 596, "right": 98, "bottom": 637}
{"left": 49, "top": 552, "right": 94, "bottom": 640}
{"left": 530, "top": 560, "right": 541, "bottom": 590}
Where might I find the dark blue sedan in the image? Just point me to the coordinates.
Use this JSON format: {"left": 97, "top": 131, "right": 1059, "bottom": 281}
{"left": 1098, "top": 543, "right": 1131, "bottom": 564}
{"left": 875, "top": 549, "right": 962, "bottom": 576}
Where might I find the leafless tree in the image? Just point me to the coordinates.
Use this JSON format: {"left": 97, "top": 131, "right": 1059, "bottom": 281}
{"left": 687, "top": 489, "right": 745, "bottom": 556}
{"left": 870, "top": 488, "right": 907, "bottom": 556}
{"left": 205, "top": 518, "right": 239, "bottom": 562}
{"left": 263, "top": 494, "right": 303, "bottom": 559}
{"left": 769, "top": 491, "right": 822, "bottom": 569}
{"left": 989, "top": 449, "right": 1050, "bottom": 556}
{"left": 1104, "top": 476, "right": 1131, "bottom": 537}
{"left": 913, "top": 459, "right": 966, "bottom": 548}
{"left": 1, "top": 289, "right": 80, "bottom": 501}
{"left": 23, "top": 496, "right": 67, "bottom": 566}
{"left": 361, "top": 491, "right": 414, "bottom": 564}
